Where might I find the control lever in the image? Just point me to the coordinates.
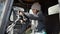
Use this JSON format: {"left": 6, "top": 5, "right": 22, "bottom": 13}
{"left": 6, "top": 15, "right": 21, "bottom": 33}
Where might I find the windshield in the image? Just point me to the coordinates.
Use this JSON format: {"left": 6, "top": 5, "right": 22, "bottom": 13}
{"left": 0, "top": 0, "right": 6, "bottom": 21}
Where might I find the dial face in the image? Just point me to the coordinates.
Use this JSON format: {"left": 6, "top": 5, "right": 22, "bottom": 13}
{"left": 48, "top": 4, "right": 59, "bottom": 15}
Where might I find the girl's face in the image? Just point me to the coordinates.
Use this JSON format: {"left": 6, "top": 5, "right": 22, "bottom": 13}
{"left": 32, "top": 9, "right": 39, "bottom": 14}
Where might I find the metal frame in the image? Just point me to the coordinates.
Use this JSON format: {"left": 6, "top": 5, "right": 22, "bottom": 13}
{"left": 0, "top": 0, "right": 14, "bottom": 34}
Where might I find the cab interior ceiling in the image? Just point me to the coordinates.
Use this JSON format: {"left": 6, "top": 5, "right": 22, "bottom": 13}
{"left": 13, "top": 0, "right": 58, "bottom": 15}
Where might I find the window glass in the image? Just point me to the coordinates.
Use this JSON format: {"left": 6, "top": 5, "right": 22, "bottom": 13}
{"left": 0, "top": 0, "right": 6, "bottom": 21}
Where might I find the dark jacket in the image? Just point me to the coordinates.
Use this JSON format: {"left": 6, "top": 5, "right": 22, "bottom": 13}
{"left": 25, "top": 12, "right": 45, "bottom": 32}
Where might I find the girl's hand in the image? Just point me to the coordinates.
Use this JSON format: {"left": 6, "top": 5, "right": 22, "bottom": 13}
{"left": 19, "top": 11, "right": 24, "bottom": 16}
